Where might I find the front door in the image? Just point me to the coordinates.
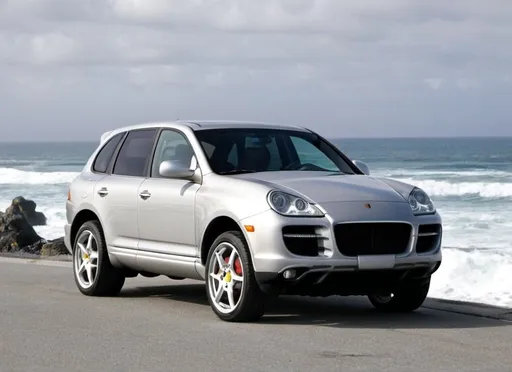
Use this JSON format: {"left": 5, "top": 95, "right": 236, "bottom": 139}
{"left": 137, "top": 129, "right": 200, "bottom": 260}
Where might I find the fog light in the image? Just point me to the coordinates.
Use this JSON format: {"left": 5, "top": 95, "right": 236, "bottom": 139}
{"left": 283, "top": 269, "right": 296, "bottom": 279}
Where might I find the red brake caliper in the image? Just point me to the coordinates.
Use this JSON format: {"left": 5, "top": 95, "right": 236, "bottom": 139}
{"left": 224, "top": 256, "right": 243, "bottom": 276}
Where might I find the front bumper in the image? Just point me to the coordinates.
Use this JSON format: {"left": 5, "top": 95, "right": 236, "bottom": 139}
{"left": 239, "top": 201, "right": 442, "bottom": 294}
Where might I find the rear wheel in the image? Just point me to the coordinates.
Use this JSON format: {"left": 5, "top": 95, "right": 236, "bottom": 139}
{"left": 205, "top": 231, "right": 264, "bottom": 322}
{"left": 72, "top": 220, "right": 125, "bottom": 296}
{"left": 368, "top": 278, "right": 431, "bottom": 312}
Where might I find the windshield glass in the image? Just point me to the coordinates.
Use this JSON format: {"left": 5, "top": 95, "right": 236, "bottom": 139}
{"left": 194, "top": 128, "right": 358, "bottom": 175}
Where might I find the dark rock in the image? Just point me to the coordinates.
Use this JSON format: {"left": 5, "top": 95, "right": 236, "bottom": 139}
{"left": 0, "top": 200, "right": 45, "bottom": 254}
{"left": 41, "top": 237, "right": 69, "bottom": 256}
{"left": 0, "top": 197, "right": 69, "bottom": 257}
{"left": 0, "top": 230, "right": 19, "bottom": 252}
{"left": 10, "top": 196, "right": 47, "bottom": 226}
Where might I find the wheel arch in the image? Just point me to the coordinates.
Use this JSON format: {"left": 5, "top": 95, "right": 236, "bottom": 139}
{"left": 199, "top": 215, "right": 253, "bottom": 266}
{"left": 70, "top": 208, "right": 102, "bottom": 251}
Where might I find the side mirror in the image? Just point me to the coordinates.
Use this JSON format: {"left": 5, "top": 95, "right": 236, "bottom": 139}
{"left": 353, "top": 160, "right": 370, "bottom": 175}
{"left": 159, "top": 159, "right": 196, "bottom": 179}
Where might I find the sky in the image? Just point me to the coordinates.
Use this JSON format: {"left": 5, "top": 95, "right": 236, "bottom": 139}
{"left": 1, "top": 0, "right": 512, "bottom": 141}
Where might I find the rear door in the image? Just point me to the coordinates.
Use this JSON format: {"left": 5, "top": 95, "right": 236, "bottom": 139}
{"left": 93, "top": 128, "right": 158, "bottom": 267}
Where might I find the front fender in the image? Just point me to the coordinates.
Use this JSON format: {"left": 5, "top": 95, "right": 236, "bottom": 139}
{"left": 374, "top": 177, "right": 416, "bottom": 201}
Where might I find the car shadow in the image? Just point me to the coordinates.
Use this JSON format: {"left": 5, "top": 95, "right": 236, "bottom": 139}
{"left": 118, "top": 283, "right": 508, "bottom": 330}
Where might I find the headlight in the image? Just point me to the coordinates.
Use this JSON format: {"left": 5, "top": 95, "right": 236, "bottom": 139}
{"left": 408, "top": 187, "right": 435, "bottom": 215}
{"left": 267, "top": 190, "right": 324, "bottom": 217}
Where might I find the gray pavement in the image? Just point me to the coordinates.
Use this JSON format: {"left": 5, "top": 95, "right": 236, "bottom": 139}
{"left": 0, "top": 257, "right": 511, "bottom": 372}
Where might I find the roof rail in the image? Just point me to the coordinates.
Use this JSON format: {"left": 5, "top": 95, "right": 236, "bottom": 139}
{"left": 184, "top": 121, "right": 202, "bottom": 127}
{"left": 100, "top": 130, "right": 113, "bottom": 143}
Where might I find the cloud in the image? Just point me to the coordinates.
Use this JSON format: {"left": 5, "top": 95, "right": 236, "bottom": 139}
{"left": 0, "top": 0, "right": 512, "bottom": 140}
{"left": 424, "top": 78, "right": 444, "bottom": 90}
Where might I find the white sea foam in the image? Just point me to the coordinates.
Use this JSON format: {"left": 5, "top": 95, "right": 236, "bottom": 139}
{"left": 0, "top": 167, "right": 78, "bottom": 185}
{"left": 437, "top": 207, "right": 512, "bottom": 251}
{"left": 382, "top": 169, "right": 511, "bottom": 178}
{"left": 393, "top": 178, "right": 512, "bottom": 198}
{"left": 31, "top": 205, "right": 68, "bottom": 240}
{"left": 430, "top": 248, "right": 512, "bottom": 308}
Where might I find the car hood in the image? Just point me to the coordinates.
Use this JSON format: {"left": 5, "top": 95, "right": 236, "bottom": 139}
{"left": 231, "top": 171, "right": 410, "bottom": 203}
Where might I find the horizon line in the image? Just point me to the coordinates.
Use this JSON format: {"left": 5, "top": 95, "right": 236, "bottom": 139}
{"left": 1, "top": 135, "right": 511, "bottom": 144}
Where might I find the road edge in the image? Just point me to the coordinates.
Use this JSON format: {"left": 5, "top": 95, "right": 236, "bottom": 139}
{"left": 1, "top": 254, "right": 511, "bottom": 322}
{"left": 0, "top": 254, "right": 71, "bottom": 267}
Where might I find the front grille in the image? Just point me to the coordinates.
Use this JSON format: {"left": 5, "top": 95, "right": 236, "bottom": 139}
{"left": 334, "top": 223, "right": 411, "bottom": 256}
{"left": 282, "top": 226, "right": 324, "bottom": 257}
{"left": 416, "top": 224, "right": 442, "bottom": 253}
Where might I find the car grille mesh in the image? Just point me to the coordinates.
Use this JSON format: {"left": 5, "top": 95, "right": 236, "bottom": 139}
{"left": 334, "top": 222, "right": 411, "bottom": 256}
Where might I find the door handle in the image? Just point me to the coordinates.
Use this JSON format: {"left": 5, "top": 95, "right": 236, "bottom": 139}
{"left": 139, "top": 190, "right": 151, "bottom": 200}
{"left": 97, "top": 187, "right": 108, "bottom": 197}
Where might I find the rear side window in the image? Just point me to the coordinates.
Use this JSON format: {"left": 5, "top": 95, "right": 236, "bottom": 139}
{"left": 113, "top": 129, "right": 158, "bottom": 177}
{"left": 92, "top": 132, "right": 125, "bottom": 173}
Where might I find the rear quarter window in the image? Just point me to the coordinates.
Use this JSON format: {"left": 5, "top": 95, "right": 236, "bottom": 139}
{"left": 92, "top": 132, "right": 125, "bottom": 173}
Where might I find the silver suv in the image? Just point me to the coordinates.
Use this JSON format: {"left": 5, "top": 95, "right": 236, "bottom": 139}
{"left": 64, "top": 121, "right": 442, "bottom": 322}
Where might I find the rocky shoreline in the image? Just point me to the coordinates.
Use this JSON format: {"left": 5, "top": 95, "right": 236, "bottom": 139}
{"left": 0, "top": 196, "right": 69, "bottom": 257}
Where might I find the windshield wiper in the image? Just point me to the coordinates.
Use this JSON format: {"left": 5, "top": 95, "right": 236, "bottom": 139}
{"left": 219, "top": 169, "right": 259, "bottom": 175}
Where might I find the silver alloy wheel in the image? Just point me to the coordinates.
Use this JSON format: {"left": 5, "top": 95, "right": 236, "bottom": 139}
{"left": 208, "top": 242, "right": 245, "bottom": 314}
{"left": 74, "top": 230, "right": 99, "bottom": 289}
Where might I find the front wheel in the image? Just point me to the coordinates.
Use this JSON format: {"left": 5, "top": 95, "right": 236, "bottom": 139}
{"left": 205, "top": 231, "right": 264, "bottom": 322}
{"left": 368, "top": 278, "right": 431, "bottom": 313}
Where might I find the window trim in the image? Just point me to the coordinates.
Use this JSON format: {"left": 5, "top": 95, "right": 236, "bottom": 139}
{"left": 91, "top": 131, "right": 127, "bottom": 175}
{"left": 311, "top": 131, "right": 364, "bottom": 175}
{"left": 110, "top": 128, "right": 159, "bottom": 178}
{"left": 147, "top": 127, "right": 199, "bottom": 179}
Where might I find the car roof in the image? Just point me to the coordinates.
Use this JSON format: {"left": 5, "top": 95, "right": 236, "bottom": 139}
{"left": 104, "top": 120, "right": 310, "bottom": 136}
{"left": 179, "top": 120, "right": 309, "bottom": 132}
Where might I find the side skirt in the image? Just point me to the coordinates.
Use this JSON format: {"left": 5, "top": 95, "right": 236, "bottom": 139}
{"left": 108, "top": 246, "right": 204, "bottom": 281}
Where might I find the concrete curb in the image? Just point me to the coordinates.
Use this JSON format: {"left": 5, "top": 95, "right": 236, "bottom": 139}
{"left": 0, "top": 255, "right": 72, "bottom": 267}
{"left": 423, "top": 298, "right": 512, "bottom": 322}
{"left": 0, "top": 252, "right": 72, "bottom": 262}
{"left": 1, "top": 254, "right": 511, "bottom": 322}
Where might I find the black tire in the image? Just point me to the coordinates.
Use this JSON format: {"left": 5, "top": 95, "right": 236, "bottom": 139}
{"left": 205, "top": 231, "right": 265, "bottom": 322}
{"left": 72, "top": 220, "right": 125, "bottom": 296}
{"left": 367, "top": 277, "right": 431, "bottom": 313}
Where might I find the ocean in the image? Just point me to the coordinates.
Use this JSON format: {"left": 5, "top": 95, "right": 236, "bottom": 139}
{"left": 0, "top": 137, "right": 510, "bottom": 308}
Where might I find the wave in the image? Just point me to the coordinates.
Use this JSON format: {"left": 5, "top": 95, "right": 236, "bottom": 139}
{"left": 380, "top": 169, "right": 511, "bottom": 178}
{"left": 0, "top": 167, "right": 78, "bottom": 185}
{"left": 430, "top": 248, "right": 512, "bottom": 308}
{"left": 0, "top": 160, "right": 86, "bottom": 168}
{"left": 392, "top": 178, "right": 512, "bottom": 198}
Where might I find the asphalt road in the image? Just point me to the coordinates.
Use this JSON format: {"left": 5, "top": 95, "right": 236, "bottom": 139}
{"left": 1, "top": 257, "right": 511, "bottom": 372}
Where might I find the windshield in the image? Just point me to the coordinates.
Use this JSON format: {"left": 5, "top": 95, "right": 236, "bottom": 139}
{"left": 194, "top": 128, "right": 359, "bottom": 175}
